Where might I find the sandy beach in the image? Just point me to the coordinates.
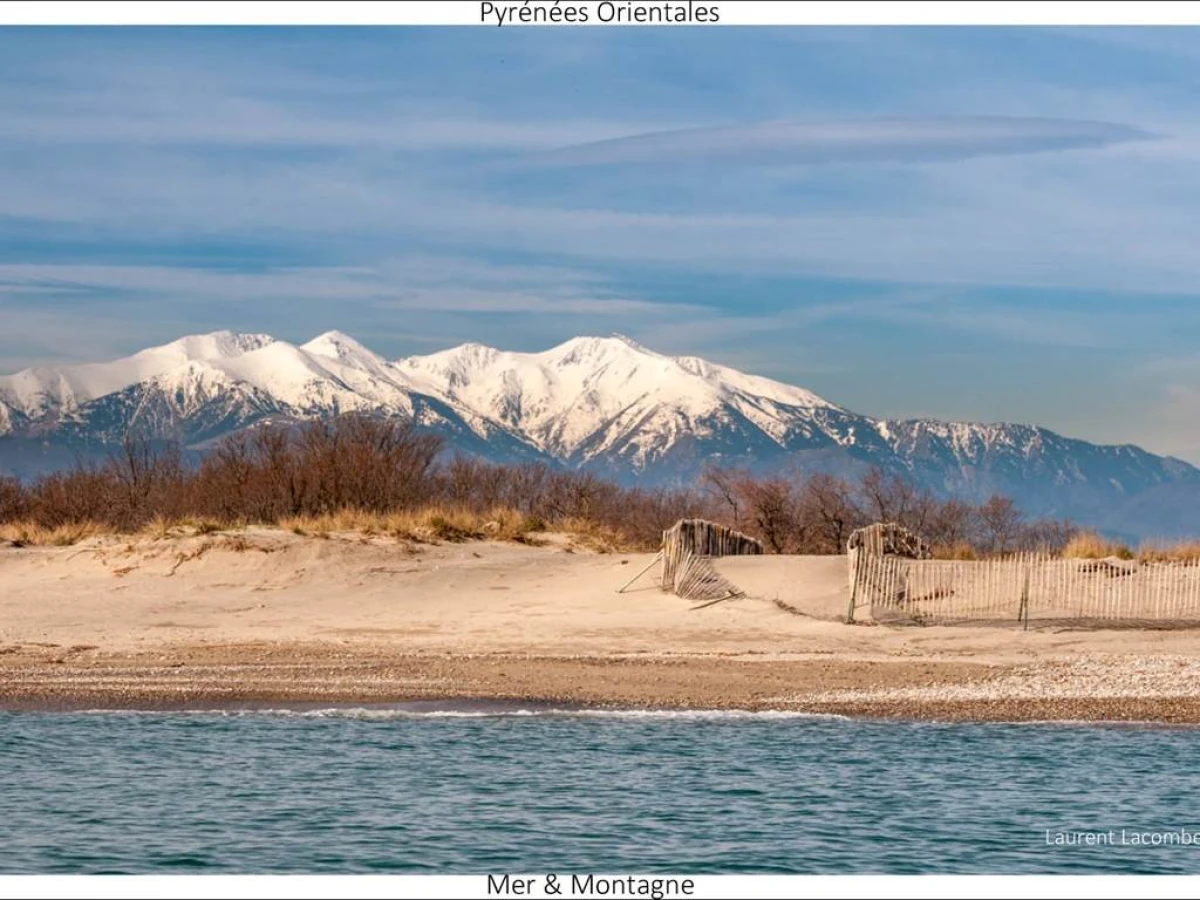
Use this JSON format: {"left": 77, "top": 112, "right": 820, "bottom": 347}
{"left": 3, "top": 529, "right": 1200, "bottom": 722}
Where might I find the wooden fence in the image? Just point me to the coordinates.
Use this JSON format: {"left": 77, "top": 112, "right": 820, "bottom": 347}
{"left": 659, "top": 519, "right": 763, "bottom": 603}
{"left": 848, "top": 549, "right": 1200, "bottom": 626}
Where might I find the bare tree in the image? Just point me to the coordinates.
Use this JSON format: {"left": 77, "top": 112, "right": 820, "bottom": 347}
{"left": 700, "top": 465, "right": 748, "bottom": 529}
{"left": 797, "top": 473, "right": 865, "bottom": 553}
{"left": 1017, "top": 517, "right": 1078, "bottom": 553}
{"left": 925, "top": 498, "right": 977, "bottom": 551}
{"left": 858, "top": 467, "right": 922, "bottom": 526}
{"left": 977, "top": 494, "right": 1024, "bottom": 556}
{"left": 0, "top": 416, "right": 1091, "bottom": 561}
{"left": 741, "top": 477, "right": 800, "bottom": 553}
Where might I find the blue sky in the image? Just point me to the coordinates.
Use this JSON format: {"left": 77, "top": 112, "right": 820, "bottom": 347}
{"left": 3, "top": 27, "right": 1200, "bottom": 460}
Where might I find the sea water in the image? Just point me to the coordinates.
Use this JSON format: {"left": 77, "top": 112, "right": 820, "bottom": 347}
{"left": 2, "top": 705, "right": 1198, "bottom": 874}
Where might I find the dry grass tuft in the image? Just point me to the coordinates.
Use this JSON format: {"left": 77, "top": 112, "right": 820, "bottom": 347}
{"left": 0, "top": 520, "right": 106, "bottom": 547}
{"left": 144, "top": 514, "right": 177, "bottom": 539}
{"left": 0, "top": 503, "right": 643, "bottom": 552}
{"left": 557, "top": 517, "right": 630, "bottom": 554}
{"left": 932, "top": 542, "right": 978, "bottom": 561}
{"left": 275, "top": 506, "right": 577, "bottom": 547}
{"left": 1063, "top": 531, "right": 1135, "bottom": 560}
{"left": 1139, "top": 541, "right": 1200, "bottom": 563}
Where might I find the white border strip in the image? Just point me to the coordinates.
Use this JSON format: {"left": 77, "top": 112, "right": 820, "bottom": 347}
{"left": 6, "top": 1, "right": 1200, "bottom": 27}
{"left": 5, "top": 874, "right": 1200, "bottom": 899}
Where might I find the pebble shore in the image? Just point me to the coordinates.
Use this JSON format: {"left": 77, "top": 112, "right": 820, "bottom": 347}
{"left": 3, "top": 643, "right": 1199, "bottom": 723}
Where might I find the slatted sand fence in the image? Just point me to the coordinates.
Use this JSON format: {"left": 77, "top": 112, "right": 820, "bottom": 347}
{"left": 659, "top": 519, "right": 763, "bottom": 604}
{"left": 845, "top": 522, "right": 933, "bottom": 622}
{"left": 848, "top": 550, "right": 1200, "bottom": 626}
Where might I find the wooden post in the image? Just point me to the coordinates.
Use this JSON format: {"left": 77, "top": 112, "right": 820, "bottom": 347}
{"left": 847, "top": 546, "right": 860, "bottom": 623}
{"left": 1018, "top": 564, "right": 1030, "bottom": 630}
{"left": 617, "top": 551, "right": 663, "bottom": 594}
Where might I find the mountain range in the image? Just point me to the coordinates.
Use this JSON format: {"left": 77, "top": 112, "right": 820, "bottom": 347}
{"left": 1, "top": 330, "right": 1196, "bottom": 539}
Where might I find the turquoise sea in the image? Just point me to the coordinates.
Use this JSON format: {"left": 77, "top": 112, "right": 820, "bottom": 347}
{"left": 2, "top": 706, "right": 1198, "bottom": 874}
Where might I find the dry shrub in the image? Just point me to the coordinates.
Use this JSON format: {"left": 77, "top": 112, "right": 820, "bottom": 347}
{"left": 427, "top": 514, "right": 481, "bottom": 543}
{"left": 0, "top": 419, "right": 703, "bottom": 550}
{"left": 1063, "top": 531, "right": 1135, "bottom": 560}
{"left": 6, "top": 416, "right": 1189, "bottom": 558}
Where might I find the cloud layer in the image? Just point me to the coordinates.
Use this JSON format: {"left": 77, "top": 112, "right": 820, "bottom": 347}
{"left": 532, "top": 116, "right": 1154, "bottom": 168}
{"left": 3, "top": 27, "right": 1200, "bottom": 462}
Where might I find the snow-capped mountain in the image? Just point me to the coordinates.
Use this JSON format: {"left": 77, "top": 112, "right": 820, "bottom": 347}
{"left": 392, "top": 334, "right": 841, "bottom": 468}
{"left": 2, "top": 330, "right": 1197, "bottom": 537}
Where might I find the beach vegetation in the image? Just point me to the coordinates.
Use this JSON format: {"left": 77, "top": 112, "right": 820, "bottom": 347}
{"left": 0, "top": 415, "right": 1195, "bottom": 557}
{"left": 1063, "top": 531, "right": 1136, "bottom": 560}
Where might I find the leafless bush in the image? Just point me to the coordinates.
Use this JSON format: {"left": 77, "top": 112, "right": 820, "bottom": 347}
{"left": 0, "top": 476, "right": 28, "bottom": 521}
{"left": 1017, "top": 517, "right": 1079, "bottom": 554}
{"left": 976, "top": 494, "right": 1024, "bottom": 555}
{"left": 0, "top": 418, "right": 1098, "bottom": 556}
{"left": 698, "top": 464, "right": 1092, "bottom": 558}
{"left": 796, "top": 473, "right": 866, "bottom": 553}
{"left": 739, "top": 476, "right": 802, "bottom": 553}
{"left": 924, "top": 497, "right": 976, "bottom": 550}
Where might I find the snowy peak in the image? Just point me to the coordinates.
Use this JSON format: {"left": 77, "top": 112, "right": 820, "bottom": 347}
{"left": 398, "top": 341, "right": 503, "bottom": 385}
{"left": 397, "top": 332, "right": 821, "bottom": 459}
{"left": 301, "top": 330, "right": 387, "bottom": 369}
{"left": 154, "top": 330, "right": 276, "bottom": 361}
{"left": 541, "top": 333, "right": 661, "bottom": 365}
{"left": 0, "top": 329, "right": 278, "bottom": 417}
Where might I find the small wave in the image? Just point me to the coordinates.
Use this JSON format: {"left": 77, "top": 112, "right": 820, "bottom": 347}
{"left": 72, "top": 705, "right": 849, "bottom": 721}
{"left": 986, "top": 718, "right": 1200, "bottom": 730}
{"left": 215, "top": 706, "right": 851, "bottom": 721}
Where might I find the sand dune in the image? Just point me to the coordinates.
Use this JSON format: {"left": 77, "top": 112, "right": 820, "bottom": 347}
{"left": 3, "top": 530, "right": 1200, "bottom": 719}
{"left": 0, "top": 529, "right": 848, "bottom": 656}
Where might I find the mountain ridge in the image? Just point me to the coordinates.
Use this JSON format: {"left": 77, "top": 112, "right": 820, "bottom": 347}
{"left": 1, "top": 330, "right": 1196, "bottom": 538}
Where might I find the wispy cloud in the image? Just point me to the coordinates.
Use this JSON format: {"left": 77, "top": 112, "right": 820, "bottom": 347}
{"left": 0, "top": 102, "right": 643, "bottom": 151}
{"left": 4, "top": 27, "right": 1200, "bottom": 461}
{"left": 530, "top": 116, "right": 1154, "bottom": 168}
{"left": 0, "top": 259, "right": 698, "bottom": 316}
